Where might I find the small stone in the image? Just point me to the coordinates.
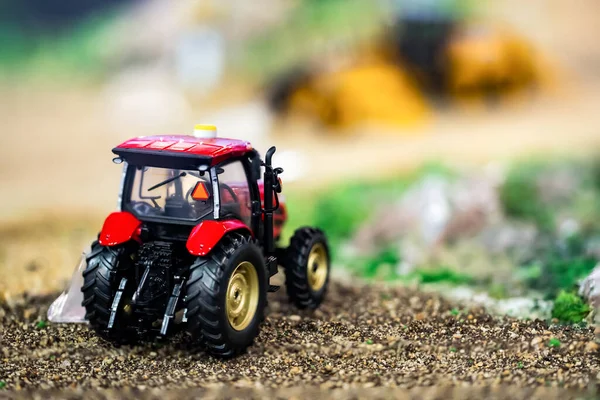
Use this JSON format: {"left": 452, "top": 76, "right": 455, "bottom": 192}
{"left": 585, "top": 342, "right": 599, "bottom": 352}
{"left": 23, "top": 307, "right": 37, "bottom": 320}
{"left": 531, "top": 337, "right": 543, "bottom": 346}
{"left": 289, "top": 315, "right": 301, "bottom": 322}
{"left": 290, "top": 367, "right": 302, "bottom": 375}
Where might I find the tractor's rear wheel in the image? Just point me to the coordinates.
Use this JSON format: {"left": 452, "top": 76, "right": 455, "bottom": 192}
{"left": 184, "top": 232, "right": 267, "bottom": 358}
{"left": 81, "top": 241, "right": 137, "bottom": 343}
{"left": 284, "top": 227, "right": 330, "bottom": 309}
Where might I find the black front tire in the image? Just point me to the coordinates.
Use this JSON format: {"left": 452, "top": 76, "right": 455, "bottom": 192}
{"left": 184, "top": 232, "right": 267, "bottom": 358}
{"left": 284, "top": 227, "right": 330, "bottom": 309}
{"left": 81, "top": 241, "right": 136, "bottom": 342}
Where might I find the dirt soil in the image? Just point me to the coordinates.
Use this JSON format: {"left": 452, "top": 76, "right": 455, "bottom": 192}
{"left": 1, "top": 281, "right": 599, "bottom": 399}
{"left": 1, "top": 1, "right": 600, "bottom": 398}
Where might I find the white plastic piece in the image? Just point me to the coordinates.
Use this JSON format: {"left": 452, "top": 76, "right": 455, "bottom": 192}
{"left": 193, "top": 124, "right": 217, "bottom": 139}
{"left": 47, "top": 253, "right": 88, "bottom": 324}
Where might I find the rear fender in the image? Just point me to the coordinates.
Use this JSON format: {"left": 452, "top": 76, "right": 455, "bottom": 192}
{"left": 98, "top": 212, "right": 142, "bottom": 246}
{"left": 186, "top": 219, "right": 252, "bottom": 257}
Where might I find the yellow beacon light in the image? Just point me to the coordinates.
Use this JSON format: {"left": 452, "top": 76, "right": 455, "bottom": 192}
{"left": 193, "top": 124, "right": 217, "bottom": 139}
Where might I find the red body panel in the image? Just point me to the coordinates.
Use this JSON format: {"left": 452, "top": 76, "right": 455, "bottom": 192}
{"left": 115, "top": 135, "right": 252, "bottom": 166}
{"left": 98, "top": 212, "right": 142, "bottom": 246}
{"left": 186, "top": 219, "right": 252, "bottom": 257}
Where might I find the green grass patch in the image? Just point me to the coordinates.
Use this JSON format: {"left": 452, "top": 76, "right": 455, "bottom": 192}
{"left": 0, "top": 8, "right": 120, "bottom": 81}
{"left": 543, "top": 256, "right": 596, "bottom": 295}
{"left": 551, "top": 290, "right": 591, "bottom": 324}
{"left": 488, "top": 283, "right": 509, "bottom": 299}
{"left": 499, "top": 162, "right": 553, "bottom": 230}
{"left": 547, "top": 338, "right": 561, "bottom": 348}
{"left": 524, "top": 234, "right": 597, "bottom": 296}
{"left": 240, "top": 0, "right": 385, "bottom": 78}
{"left": 312, "top": 182, "right": 372, "bottom": 251}
{"left": 412, "top": 267, "right": 474, "bottom": 285}
{"left": 362, "top": 246, "right": 401, "bottom": 279}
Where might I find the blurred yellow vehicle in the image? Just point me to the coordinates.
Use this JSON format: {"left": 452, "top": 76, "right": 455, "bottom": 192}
{"left": 268, "top": 18, "right": 555, "bottom": 129}
{"left": 446, "top": 24, "right": 553, "bottom": 102}
{"left": 283, "top": 60, "right": 429, "bottom": 129}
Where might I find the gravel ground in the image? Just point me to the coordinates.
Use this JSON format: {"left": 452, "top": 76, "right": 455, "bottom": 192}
{"left": 1, "top": 281, "right": 599, "bottom": 399}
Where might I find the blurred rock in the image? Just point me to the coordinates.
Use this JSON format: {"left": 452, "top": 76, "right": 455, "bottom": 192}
{"left": 102, "top": 65, "right": 192, "bottom": 132}
{"left": 175, "top": 26, "right": 225, "bottom": 93}
{"left": 351, "top": 176, "right": 450, "bottom": 255}
{"left": 351, "top": 170, "right": 504, "bottom": 258}
{"left": 441, "top": 173, "right": 503, "bottom": 243}
{"left": 478, "top": 222, "right": 538, "bottom": 257}
{"left": 445, "top": 286, "right": 552, "bottom": 319}
{"left": 558, "top": 218, "right": 581, "bottom": 239}
{"left": 537, "top": 167, "right": 580, "bottom": 205}
{"left": 579, "top": 264, "right": 600, "bottom": 313}
{"left": 585, "top": 236, "right": 600, "bottom": 260}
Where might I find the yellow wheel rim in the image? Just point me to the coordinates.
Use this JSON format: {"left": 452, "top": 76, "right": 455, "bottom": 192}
{"left": 226, "top": 261, "right": 259, "bottom": 331}
{"left": 307, "top": 243, "right": 328, "bottom": 291}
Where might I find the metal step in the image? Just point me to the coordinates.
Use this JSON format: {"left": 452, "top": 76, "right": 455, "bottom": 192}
{"left": 268, "top": 285, "right": 280, "bottom": 293}
{"left": 108, "top": 278, "right": 128, "bottom": 329}
{"left": 159, "top": 277, "right": 185, "bottom": 336}
{"left": 266, "top": 255, "right": 278, "bottom": 277}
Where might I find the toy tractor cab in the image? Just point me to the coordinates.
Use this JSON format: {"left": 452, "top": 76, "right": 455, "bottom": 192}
{"left": 81, "top": 125, "right": 330, "bottom": 357}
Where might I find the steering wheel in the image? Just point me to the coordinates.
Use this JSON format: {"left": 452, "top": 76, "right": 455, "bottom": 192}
{"left": 131, "top": 201, "right": 158, "bottom": 215}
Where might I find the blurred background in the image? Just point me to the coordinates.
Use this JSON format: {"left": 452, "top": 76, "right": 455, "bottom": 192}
{"left": 2, "top": 0, "right": 600, "bottom": 322}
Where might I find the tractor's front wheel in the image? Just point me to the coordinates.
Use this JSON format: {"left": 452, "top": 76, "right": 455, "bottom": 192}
{"left": 284, "top": 227, "right": 330, "bottom": 309}
{"left": 185, "top": 232, "right": 267, "bottom": 357}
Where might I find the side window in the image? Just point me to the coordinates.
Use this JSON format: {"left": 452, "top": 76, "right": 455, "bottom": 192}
{"left": 218, "top": 160, "right": 251, "bottom": 227}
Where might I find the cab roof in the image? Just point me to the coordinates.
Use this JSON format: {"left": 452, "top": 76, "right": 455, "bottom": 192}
{"left": 113, "top": 135, "right": 253, "bottom": 168}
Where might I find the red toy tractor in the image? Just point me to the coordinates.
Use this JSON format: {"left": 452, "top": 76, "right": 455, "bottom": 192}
{"left": 81, "top": 126, "right": 330, "bottom": 357}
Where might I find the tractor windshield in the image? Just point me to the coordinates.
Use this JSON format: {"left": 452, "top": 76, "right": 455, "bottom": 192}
{"left": 125, "top": 166, "right": 213, "bottom": 221}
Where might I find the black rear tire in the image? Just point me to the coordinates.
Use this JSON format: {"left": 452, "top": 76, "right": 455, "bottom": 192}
{"left": 81, "top": 241, "right": 137, "bottom": 343}
{"left": 284, "top": 227, "right": 330, "bottom": 309}
{"left": 184, "top": 232, "right": 267, "bottom": 358}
